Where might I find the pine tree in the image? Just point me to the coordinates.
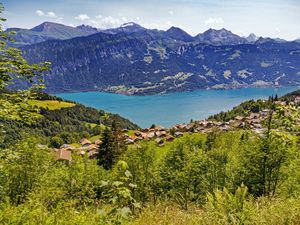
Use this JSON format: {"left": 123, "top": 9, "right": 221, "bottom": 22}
{"left": 97, "top": 121, "right": 127, "bottom": 169}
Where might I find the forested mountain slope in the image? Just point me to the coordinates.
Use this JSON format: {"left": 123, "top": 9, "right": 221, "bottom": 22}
{"left": 19, "top": 29, "right": 300, "bottom": 95}
{"left": 1, "top": 92, "right": 138, "bottom": 148}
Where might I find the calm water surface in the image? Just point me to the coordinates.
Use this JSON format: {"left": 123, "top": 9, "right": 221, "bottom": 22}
{"left": 57, "top": 87, "right": 298, "bottom": 128}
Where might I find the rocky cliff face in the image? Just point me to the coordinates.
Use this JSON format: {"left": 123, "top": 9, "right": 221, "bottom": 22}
{"left": 16, "top": 24, "right": 300, "bottom": 95}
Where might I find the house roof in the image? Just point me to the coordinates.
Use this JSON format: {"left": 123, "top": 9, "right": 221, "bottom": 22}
{"left": 55, "top": 149, "right": 72, "bottom": 161}
{"left": 80, "top": 138, "right": 92, "bottom": 146}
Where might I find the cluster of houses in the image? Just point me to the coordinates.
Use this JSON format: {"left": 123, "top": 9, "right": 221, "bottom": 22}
{"left": 54, "top": 138, "right": 102, "bottom": 162}
{"left": 122, "top": 110, "right": 269, "bottom": 146}
{"left": 54, "top": 96, "right": 300, "bottom": 162}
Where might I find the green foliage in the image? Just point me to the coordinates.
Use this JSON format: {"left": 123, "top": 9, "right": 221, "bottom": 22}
{"left": 122, "top": 143, "right": 158, "bottom": 203}
{"left": 209, "top": 99, "right": 272, "bottom": 122}
{"left": 0, "top": 4, "right": 50, "bottom": 123}
{"left": 98, "top": 123, "right": 127, "bottom": 170}
{"left": 205, "top": 185, "right": 254, "bottom": 224}
{"left": 1, "top": 100, "right": 139, "bottom": 148}
{"left": 101, "top": 161, "right": 140, "bottom": 221}
{"left": 160, "top": 134, "right": 208, "bottom": 209}
{"left": 0, "top": 138, "right": 52, "bottom": 204}
{"left": 50, "top": 136, "right": 64, "bottom": 148}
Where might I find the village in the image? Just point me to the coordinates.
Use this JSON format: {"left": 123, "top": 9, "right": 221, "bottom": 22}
{"left": 54, "top": 96, "right": 300, "bottom": 162}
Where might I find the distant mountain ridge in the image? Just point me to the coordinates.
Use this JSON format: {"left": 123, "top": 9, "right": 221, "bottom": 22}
{"left": 195, "top": 28, "right": 248, "bottom": 45}
{"left": 8, "top": 21, "right": 293, "bottom": 47}
{"left": 7, "top": 22, "right": 99, "bottom": 46}
{"left": 166, "top": 26, "right": 194, "bottom": 42}
{"left": 17, "top": 24, "right": 300, "bottom": 95}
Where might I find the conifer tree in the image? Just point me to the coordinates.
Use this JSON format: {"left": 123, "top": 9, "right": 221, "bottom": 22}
{"left": 97, "top": 121, "right": 127, "bottom": 169}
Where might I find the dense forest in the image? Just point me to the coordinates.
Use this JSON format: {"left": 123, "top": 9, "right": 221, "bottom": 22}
{"left": 1, "top": 91, "right": 138, "bottom": 148}
{"left": 1, "top": 4, "right": 300, "bottom": 225}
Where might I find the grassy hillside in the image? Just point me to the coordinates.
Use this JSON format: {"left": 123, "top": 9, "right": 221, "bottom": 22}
{"left": 28, "top": 99, "right": 75, "bottom": 110}
{"left": 1, "top": 93, "right": 139, "bottom": 148}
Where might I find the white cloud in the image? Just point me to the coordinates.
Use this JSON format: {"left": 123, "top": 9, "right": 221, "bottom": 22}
{"left": 36, "top": 10, "right": 45, "bottom": 17}
{"left": 205, "top": 17, "right": 224, "bottom": 25}
{"left": 141, "top": 21, "right": 176, "bottom": 31}
{"left": 86, "top": 16, "right": 129, "bottom": 29}
{"left": 75, "top": 14, "right": 90, "bottom": 21}
{"left": 35, "top": 9, "right": 63, "bottom": 23}
{"left": 95, "top": 14, "right": 102, "bottom": 19}
{"left": 47, "top": 11, "right": 57, "bottom": 18}
{"left": 168, "top": 10, "right": 174, "bottom": 15}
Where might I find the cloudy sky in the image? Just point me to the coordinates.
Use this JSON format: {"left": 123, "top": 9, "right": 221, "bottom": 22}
{"left": 2, "top": 0, "right": 300, "bottom": 40}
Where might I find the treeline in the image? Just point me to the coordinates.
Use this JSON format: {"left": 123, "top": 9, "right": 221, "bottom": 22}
{"left": 209, "top": 95, "right": 278, "bottom": 121}
{"left": 1, "top": 93, "right": 139, "bottom": 148}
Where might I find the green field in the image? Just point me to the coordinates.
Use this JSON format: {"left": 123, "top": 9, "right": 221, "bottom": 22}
{"left": 29, "top": 100, "right": 75, "bottom": 110}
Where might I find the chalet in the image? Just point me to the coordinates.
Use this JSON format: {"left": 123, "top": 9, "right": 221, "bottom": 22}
{"left": 235, "top": 116, "right": 244, "bottom": 121}
{"left": 134, "top": 131, "right": 142, "bottom": 137}
{"left": 129, "top": 135, "right": 139, "bottom": 142}
{"left": 260, "top": 109, "right": 270, "bottom": 117}
{"left": 214, "top": 122, "right": 222, "bottom": 127}
{"left": 206, "top": 121, "right": 214, "bottom": 128}
{"left": 247, "top": 113, "right": 260, "bottom": 120}
{"left": 174, "top": 132, "right": 183, "bottom": 138}
{"left": 87, "top": 144, "right": 99, "bottom": 151}
{"left": 219, "top": 125, "right": 230, "bottom": 131}
{"left": 185, "top": 124, "right": 195, "bottom": 131}
{"left": 249, "top": 119, "right": 261, "bottom": 125}
{"left": 166, "top": 135, "right": 175, "bottom": 142}
{"left": 252, "top": 123, "right": 262, "bottom": 129}
{"left": 155, "top": 138, "right": 164, "bottom": 145}
{"left": 94, "top": 139, "right": 102, "bottom": 145}
{"left": 147, "top": 132, "right": 155, "bottom": 139}
{"left": 199, "top": 120, "right": 208, "bottom": 126}
{"left": 176, "top": 124, "right": 187, "bottom": 131}
{"left": 155, "top": 131, "right": 167, "bottom": 138}
{"left": 141, "top": 132, "right": 149, "bottom": 140}
{"left": 55, "top": 149, "right": 72, "bottom": 162}
{"left": 88, "top": 150, "right": 98, "bottom": 159}
{"left": 195, "top": 127, "right": 205, "bottom": 132}
{"left": 80, "top": 138, "right": 92, "bottom": 147}
{"left": 237, "top": 122, "right": 245, "bottom": 128}
{"left": 60, "top": 144, "right": 75, "bottom": 151}
{"left": 294, "top": 96, "right": 300, "bottom": 104}
{"left": 154, "top": 125, "right": 165, "bottom": 131}
{"left": 125, "top": 138, "right": 135, "bottom": 145}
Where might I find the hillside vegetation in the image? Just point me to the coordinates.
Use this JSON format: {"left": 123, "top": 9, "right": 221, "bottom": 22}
{"left": 1, "top": 4, "right": 300, "bottom": 225}
{"left": 28, "top": 99, "right": 76, "bottom": 110}
{"left": 1, "top": 93, "right": 138, "bottom": 148}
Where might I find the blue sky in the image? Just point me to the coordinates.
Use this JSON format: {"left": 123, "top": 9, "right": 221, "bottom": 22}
{"left": 2, "top": 0, "right": 300, "bottom": 40}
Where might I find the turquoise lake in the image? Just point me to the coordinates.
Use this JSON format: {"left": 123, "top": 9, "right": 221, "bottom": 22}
{"left": 57, "top": 87, "right": 298, "bottom": 128}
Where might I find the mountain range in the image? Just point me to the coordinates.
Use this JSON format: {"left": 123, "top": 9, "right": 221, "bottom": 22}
{"left": 9, "top": 22, "right": 300, "bottom": 95}
{"left": 7, "top": 22, "right": 99, "bottom": 46}
{"left": 8, "top": 21, "right": 294, "bottom": 46}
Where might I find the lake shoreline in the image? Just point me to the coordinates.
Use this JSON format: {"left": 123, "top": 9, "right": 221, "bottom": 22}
{"left": 52, "top": 85, "right": 300, "bottom": 97}
{"left": 56, "top": 87, "right": 299, "bottom": 128}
